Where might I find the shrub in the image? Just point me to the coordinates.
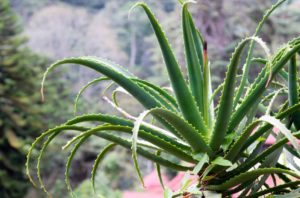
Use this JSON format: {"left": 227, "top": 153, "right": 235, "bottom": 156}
{"left": 27, "top": 0, "right": 300, "bottom": 197}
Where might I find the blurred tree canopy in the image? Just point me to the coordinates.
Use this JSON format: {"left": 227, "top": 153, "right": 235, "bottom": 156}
{"left": 0, "top": 0, "right": 72, "bottom": 197}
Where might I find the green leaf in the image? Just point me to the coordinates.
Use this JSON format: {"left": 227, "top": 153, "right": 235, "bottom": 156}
{"left": 26, "top": 125, "right": 87, "bottom": 187}
{"left": 42, "top": 56, "right": 160, "bottom": 110}
{"left": 65, "top": 114, "right": 192, "bottom": 152}
{"left": 43, "top": 57, "right": 187, "bottom": 138}
{"left": 63, "top": 124, "right": 195, "bottom": 163}
{"left": 211, "top": 157, "right": 233, "bottom": 167}
{"left": 226, "top": 131, "right": 300, "bottom": 177}
{"left": 259, "top": 115, "right": 300, "bottom": 155}
{"left": 96, "top": 132, "right": 193, "bottom": 171}
{"left": 192, "top": 153, "right": 209, "bottom": 174}
{"left": 182, "top": 3, "right": 204, "bottom": 115}
{"left": 228, "top": 36, "right": 300, "bottom": 133}
{"left": 133, "top": 79, "right": 179, "bottom": 110}
{"left": 65, "top": 135, "right": 90, "bottom": 196}
{"left": 210, "top": 37, "right": 257, "bottom": 151}
{"left": 149, "top": 108, "right": 213, "bottom": 156}
{"left": 42, "top": 57, "right": 191, "bottom": 140}
{"left": 91, "top": 143, "right": 116, "bottom": 194}
{"left": 155, "top": 150, "right": 165, "bottom": 189}
{"left": 225, "top": 120, "right": 260, "bottom": 161}
{"left": 288, "top": 55, "right": 300, "bottom": 129}
{"left": 131, "top": 82, "right": 177, "bottom": 112}
{"left": 74, "top": 77, "right": 110, "bottom": 115}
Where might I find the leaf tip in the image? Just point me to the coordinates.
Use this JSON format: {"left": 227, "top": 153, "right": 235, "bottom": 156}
{"left": 128, "top": 2, "right": 146, "bottom": 19}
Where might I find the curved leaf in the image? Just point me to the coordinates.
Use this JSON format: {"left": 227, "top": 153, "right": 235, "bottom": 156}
{"left": 65, "top": 114, "right": 191, "bottom": 151}
{"left": 155, "top": 150, "right": 165, "bottom": 189}
{"left": 42, "top": 56, "right": 160, "bottom": 109}
{"left": 41, "top": 57, "right": 187, "bottom": 139}
{"left": 228, "top": 37, "right": 300, "bottom": 133}
{"left": 96, "top": 132, "right": 192, "bottom": 171}
{"left": 25, "top": 125, "right": 87, "bottom": 187}
{"left": 65, "top": 135, "right": 90, "bottom": 195}
{"left": 130, "top": 82, "right": 177, "bottom": 112}
{"left": 233, "top": 0, "right": 287, "bottom": 108}
{"left": 63, "top": 124, "right": 195, "bottom": 163}
{"left": 37, "top": 132, "right": 59, "bottom": 194}
{"left": 74, "top": 77, "right": 110, "bottom": 115}
{"left": 91, "top": 143, "right": 116, "bottom": 193}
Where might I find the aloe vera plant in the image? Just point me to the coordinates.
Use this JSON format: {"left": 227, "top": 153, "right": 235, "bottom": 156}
{"left": 26, "top": 0, "right": 300, "bottom": 197}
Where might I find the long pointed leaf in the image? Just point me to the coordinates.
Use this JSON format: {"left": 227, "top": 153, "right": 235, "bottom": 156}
{"left": 210, "top": 37, "right": 258, "bottom": 151}
{"left": 63, "top": 124, "right": 195, "bottom": 163}
{"left": 288, "top": 55, "right": 300, "bottom": 129}
{"left": 65, "top": 114, "right": 191, "bottom": 151}
{"left": 96, "top": 132, "right": 192, "bottom": 171}
{"left": 133, "top": 79, "right": 179, "bottom": 109}
{"left": 182, "top": 3, "right": 205, "bottom": 116}
{"left": 132, "top": 3, "right": 208, "bottom": 136}
{"left": 42, "top": 57, "right": 160, "bottom": 109}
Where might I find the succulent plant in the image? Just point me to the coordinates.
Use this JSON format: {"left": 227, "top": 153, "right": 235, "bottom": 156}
{"left": 26, "top": 0, "right": 300, "bottom": 197}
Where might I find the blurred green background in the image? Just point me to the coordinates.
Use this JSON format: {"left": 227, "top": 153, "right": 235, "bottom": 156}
{"left": 1, "top": 0, "right": 299, "bottom": 197}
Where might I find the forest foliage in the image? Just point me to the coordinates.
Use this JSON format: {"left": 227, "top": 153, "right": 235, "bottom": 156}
{"left": 0, "top": 0, "right": 72, "bottom": 197}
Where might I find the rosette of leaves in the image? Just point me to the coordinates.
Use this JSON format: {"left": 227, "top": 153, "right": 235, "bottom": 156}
{"left": 27, "top": 0, "right": 300, "bottom": 197}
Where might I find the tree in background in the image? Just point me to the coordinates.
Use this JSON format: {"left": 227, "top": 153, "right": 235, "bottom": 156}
{"left": 0, "top": 0, "right": 72, "bottom": 197}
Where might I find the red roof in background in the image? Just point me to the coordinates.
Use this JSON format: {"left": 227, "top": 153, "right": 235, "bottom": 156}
{"left": 143, "top": 170, "right": 168, "bottom": 191}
